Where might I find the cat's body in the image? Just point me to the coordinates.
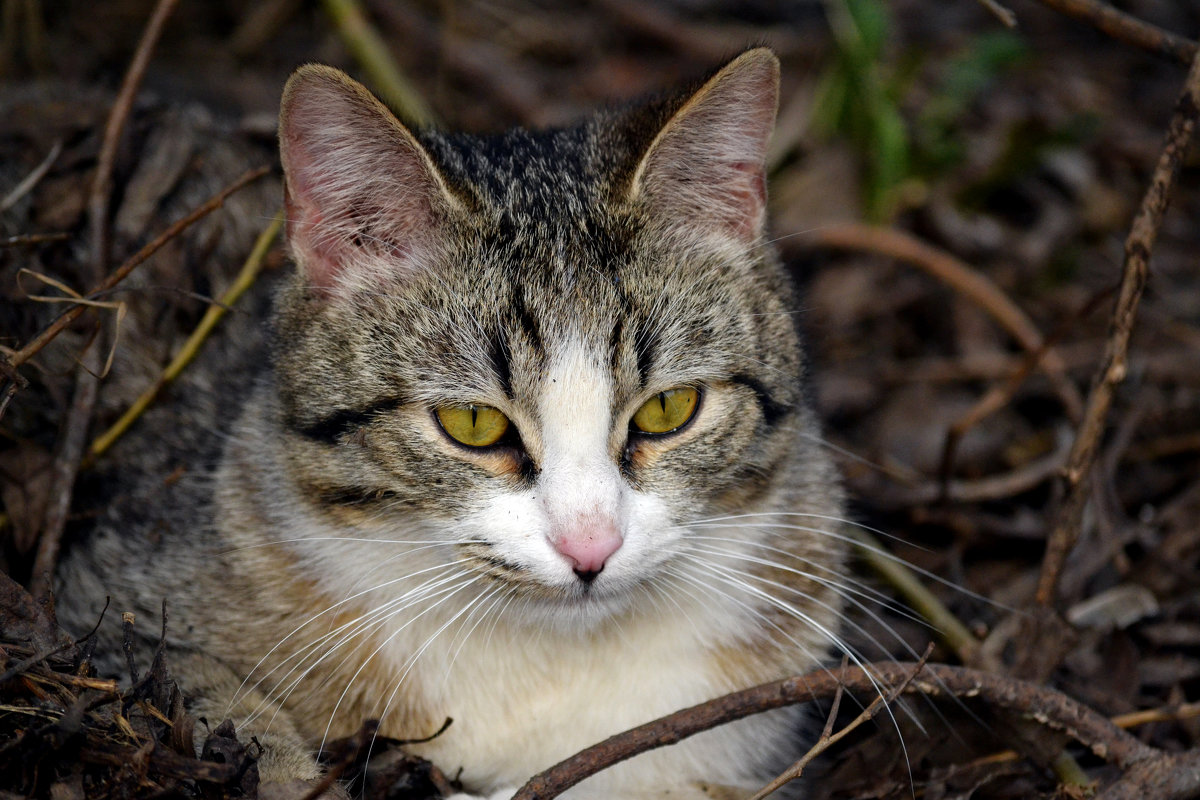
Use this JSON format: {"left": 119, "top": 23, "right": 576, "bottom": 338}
{"left": 57, "top": 49, "right": 846, "bottom": 798}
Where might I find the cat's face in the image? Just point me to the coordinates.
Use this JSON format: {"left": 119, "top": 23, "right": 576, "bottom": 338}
{"left": 270, "top": 52, "right": 818, "bottom": 626}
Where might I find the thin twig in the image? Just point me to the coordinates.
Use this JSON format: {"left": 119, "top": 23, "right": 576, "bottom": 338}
{"left": 799, "top": 224, "right": 1084, "bottom": 420}
{"left": 976, "top": 0, "right": 1017, "bottom": 28}
{"left": 510, "top": 661, "right": 1157, "bottom": 800}
{"left": 0, "top": 232, "right": 71, "bottom": 247}
{"left": 847, "top": 528, "right": 982, "bottom": 665}
{"left": 0, "top": 139, "right": 61, "bottom": 212}
{"left": 320, "top": 0, "right": 436, "bottom": 126}
{"left": 3, "top": 166, "right": 269, "bottom": 372}
{"left": 87, "top": 0, "right": 180, "bottom": 278}
{"left": 959, "top": 702, "right": 1200, "bottom": 770}
{"left": 746, "top": 645, "right": 934, "bottom": 800}
{"left": 1035, "top": 48, "right": 1200, "bottom": 607}
{"left": 937, "top": 285, "right": 1114, "bottom": 494}
{"left": 28, "top": 342, "right": 101, "bottom": 600}
{"left": 0, "top": 358, "right": 28, "bottom": 419}
{"left": 87, "top": 212, "right": 283, "bottom": 462}
{"left": 28, "top": 0, "right": 181, "bottom": 603}
{"left": 1033, "top": 0, "right": 1197, "bottom": 66}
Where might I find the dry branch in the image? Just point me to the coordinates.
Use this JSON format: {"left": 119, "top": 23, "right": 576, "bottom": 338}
{"left": 87, "top": 213, "right": 283, "bottom": 462}
{"left": 746, "top": 646, "right": 933, "bottom": 800}
{"left": 847, "top": 529, "right": 983, "bottom": 666}
{"left": 1, "top": 166, "right": 270, "bottom": 374}
{"left": 0, "top": 139, "right": 61, "bottom": 212}
{"left": 27, "top": 0, "right": 180, "bottom": 602}
{"left": 800, "top": 223, "right": 1084, "bottom": 419}
{"left": 86, "top": 0, "right": 180, "bottom": 279}
{"left": 321, "top": 0, "right": 436, "bottom": 126}
{"left": 511, "top": 661, "right": 1171, "bottom": 800}
{"left": 1035, "top": 47, "right": 1200, "bottom": 608}
{"left": 937, "top": 286, "right": 1114, "bottom": 492}
{"left": 1033, "top": 0, "right": 1198, "bottom": 66}
{"left": 28, "top": 344, "right": 100, "bottom": 600}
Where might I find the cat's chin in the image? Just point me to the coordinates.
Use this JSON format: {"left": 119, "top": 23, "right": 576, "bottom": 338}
{"left": 509, "top": 581, "right": 638, "bottom": 632}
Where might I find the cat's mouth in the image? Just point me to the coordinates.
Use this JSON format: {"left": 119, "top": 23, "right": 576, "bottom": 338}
{"left": 465, "top": 550, "right": 629, "bottom": 606}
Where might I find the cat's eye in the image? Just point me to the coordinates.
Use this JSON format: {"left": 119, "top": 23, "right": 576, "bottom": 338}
{"left": 632, "top": 387, "right": 699, "bottom": 435}
{"left": 436, "top": 404, "right": 510, "bottom": 448}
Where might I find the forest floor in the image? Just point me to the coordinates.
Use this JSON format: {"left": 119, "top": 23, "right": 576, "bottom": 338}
{"left": 1, "top": 1, "right": 1199, "bottom": 798}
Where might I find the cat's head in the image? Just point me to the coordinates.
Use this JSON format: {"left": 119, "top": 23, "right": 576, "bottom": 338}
{"left": 269, "top": 49, "right": 835, "bottom": 626}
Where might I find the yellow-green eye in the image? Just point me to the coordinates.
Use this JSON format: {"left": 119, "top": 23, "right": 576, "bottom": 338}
{"left": 632, "top": 387, "right": 699, "bottom": 434}
{"left": 436, "top": 404, "right": 510, "bottom": 447}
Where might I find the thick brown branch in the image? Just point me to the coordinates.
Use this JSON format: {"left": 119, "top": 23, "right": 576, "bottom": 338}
{"left": 1035, "top": 47, "right": 1200, "bottom": 607}
{"left": 1033, "top": 0, "right": 1197, "bottom": 66}
{"left": 511, "top": 662, "right": 1156, "bottom": 800}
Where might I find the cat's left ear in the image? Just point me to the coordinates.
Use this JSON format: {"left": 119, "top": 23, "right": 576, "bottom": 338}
{"left": 629, "top": 48, "right": 779, "bottom": 244}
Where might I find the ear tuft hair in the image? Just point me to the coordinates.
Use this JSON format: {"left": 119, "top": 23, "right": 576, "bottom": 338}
{"left": 629, "top": 48, "right": 780, "bottom": 244}
{"left": 279, "top": 65, "right": 458, "bottom": 295}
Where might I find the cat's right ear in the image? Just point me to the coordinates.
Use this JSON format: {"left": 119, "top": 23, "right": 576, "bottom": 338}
{"left": 279, "top": 65, "right": 459, "bottom": 295}
{"left": 627, "top": 48, "right": 779, "bottom": 246}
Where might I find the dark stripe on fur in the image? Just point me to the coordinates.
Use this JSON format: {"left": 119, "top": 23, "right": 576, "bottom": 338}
{"left": 489, "top": 331, "right": 513, "bottom": 398}
{"left": 731, "top": 374, "right": 791, "bottom": 428}
{"left": 315, "top": 485, "right": 401, "bottom": 507}
{"left": 608, "top": 318, "right": 624, "bottom": 374}
{"left": 635, "top": 320, "right": 658, "bottom": 387}
{"left": 292, "top": 397, "right": 405, "bottom": 444}
{"left": 513, "top": 285, "right": 543, "bottom": 354}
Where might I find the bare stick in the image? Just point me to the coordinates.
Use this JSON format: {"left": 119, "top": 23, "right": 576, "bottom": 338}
{"left": 0, "top": 139, "right": 61, "bottom": 212}
{"left": 747, "top": 645, "right": 934, "bottom": 800}
{"left": 1, "top": 232, "right": 71, "bottom": 247}
{"left": 87, "top": 213, "right": 283, "bottom": 462}
{"left": 801, "top": 224, "right": 1083, "bottom": 419}
{"left": 3, "top": 166, "right": 269, "bottom": 373}
{"left": 511, "top": 662, "right": 1156, "bottom": 800}
{"left": 937, "top": 286, "right": 1114, "bottom": 492}
{"left": 1035, "top": 48, "right": 1200, "bottom": 607}
{"left": 847, "top": 528, "right": 982, "bottom": 664}
{"left": 27, "top": 0, "right": 182, "bottom": 602}
{"left": 976, "top": 0, "right": 1017, "bottom": 28}
{"left": 320, "top": 0, "right": 435, "bottom": 126}
{"left": 1033, "top": 0, "right": 1197, "bottom": 66}
{"left": 27, "top": 343, "right": 99, "bottom": 600}
{"left": 87, "top": 0, "right": 180, "bottom": 278}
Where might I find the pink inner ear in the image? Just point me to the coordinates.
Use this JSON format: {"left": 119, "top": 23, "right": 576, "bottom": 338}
{"left": 284, "top": 175, "right": 343, "bottom": 292}
{"left": 721, "top": 161, "right": 768, "bottom": 241}
{"left": 635, "top": 53, "right": 778, "bottom": 245}
{"left": 279, "top": 69, "right": 446, "bottom": 295}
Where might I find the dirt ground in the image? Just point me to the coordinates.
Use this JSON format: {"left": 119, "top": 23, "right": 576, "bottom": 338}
{"left": 1, "top": 1, "right": 1199, "bottom": 798}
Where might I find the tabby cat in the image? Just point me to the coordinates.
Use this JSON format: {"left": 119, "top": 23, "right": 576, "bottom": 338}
{"left": 57, "top": 47, "right": 846, "bottom": 798}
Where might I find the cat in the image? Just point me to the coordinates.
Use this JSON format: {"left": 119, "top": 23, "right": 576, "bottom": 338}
{"left": 56, "top": 47, "right": 847, "bottom": 799}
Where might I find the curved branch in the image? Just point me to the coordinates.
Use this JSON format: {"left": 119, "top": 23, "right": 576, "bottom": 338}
{"left": 1034, "top": 0, "right": 1197, "bottom": 66}
{"left": 511, "top": 662, "right": 1156, "bottom": 800}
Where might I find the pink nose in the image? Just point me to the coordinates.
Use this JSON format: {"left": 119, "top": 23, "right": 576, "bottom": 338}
{"left": 551, "top": 517, "right": 623, "bottom": 578}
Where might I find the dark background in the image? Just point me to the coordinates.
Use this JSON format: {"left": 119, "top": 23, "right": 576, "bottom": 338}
{"left": 1, "top": 1, "right": 1199, "bottom": 797}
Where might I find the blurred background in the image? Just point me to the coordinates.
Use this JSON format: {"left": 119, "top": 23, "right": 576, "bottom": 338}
{"left": 1, "top": 1, "right": 1199, "bottom": 797}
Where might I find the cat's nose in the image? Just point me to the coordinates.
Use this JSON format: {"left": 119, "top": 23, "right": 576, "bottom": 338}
{"left": 551, "top": 517, "right": 623, "bottom": 581}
